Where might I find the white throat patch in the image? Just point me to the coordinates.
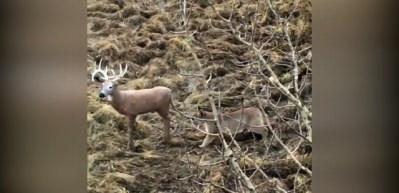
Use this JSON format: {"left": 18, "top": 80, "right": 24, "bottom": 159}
{"left": 106, "top": 95, "right": 113, "bottom": 102}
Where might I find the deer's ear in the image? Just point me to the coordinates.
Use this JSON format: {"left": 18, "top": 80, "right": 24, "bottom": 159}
{"left": 111, "top": 79, "right": 117, "bottom": 84}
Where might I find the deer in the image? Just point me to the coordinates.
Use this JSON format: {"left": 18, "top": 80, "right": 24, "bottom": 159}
{"left": 91, "top": 59, "right": 174, "bottom": 151}
{"left": 197, "top": 107, "right": 267, "bottom": 148}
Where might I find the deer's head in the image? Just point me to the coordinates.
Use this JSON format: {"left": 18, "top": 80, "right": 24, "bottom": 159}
{"left": 91, "top": 58, "right": 128, "bottom": 99}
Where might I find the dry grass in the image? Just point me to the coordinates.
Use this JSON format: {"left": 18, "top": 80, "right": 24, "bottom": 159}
{"left": 87, "top": 0, "right": 312, "bottom": 192}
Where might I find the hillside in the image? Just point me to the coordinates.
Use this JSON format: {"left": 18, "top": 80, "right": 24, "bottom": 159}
{"left": 87, "top": 0, "right": 312, "bottom": 192}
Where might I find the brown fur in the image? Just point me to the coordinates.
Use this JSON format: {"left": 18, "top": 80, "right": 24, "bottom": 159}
{"left": 198, "top": 107, "right": 266, "bottom": 148}
{"left": 109, "top": 85, "right": 173, "bottom": 150}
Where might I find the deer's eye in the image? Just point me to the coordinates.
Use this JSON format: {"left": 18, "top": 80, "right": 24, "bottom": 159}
{"left": 109, "top": 86, "right": 112, "bottom": 89}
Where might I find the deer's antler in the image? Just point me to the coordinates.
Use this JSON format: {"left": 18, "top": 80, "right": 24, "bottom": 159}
{"left": 109, "top": 63, "right": 128, "bottom": 81}
{"left": 91, "top": 58, "right": 110, "bottom": 82}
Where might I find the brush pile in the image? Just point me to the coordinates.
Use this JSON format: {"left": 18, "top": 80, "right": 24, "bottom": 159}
{"left": 87, "top": 0, "right": 312, "bottom": 192}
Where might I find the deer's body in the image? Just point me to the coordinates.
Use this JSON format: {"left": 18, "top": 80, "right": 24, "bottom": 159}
{"left": 199, "top": 107, "right": 266, "bottom": 148}
{"left": 110, "top": 86, "right": 172, "bottom": 116}
{"left": 92, "top": 61, "right": 173, "bottom": 151}
{"left": 107, "top": 86, "right": 172, "bottom": 150}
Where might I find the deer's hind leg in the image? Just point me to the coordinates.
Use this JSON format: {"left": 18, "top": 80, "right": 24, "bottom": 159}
{"left": 157, "top": 108, "right": 171, "bottom": 143}
{"left": 127, "top": 115, "right": 136, "bottom": 151}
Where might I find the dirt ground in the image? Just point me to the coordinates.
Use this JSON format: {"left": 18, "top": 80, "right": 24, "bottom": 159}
{"left": 87, "top": 0, "right": 312, "bottom": 192}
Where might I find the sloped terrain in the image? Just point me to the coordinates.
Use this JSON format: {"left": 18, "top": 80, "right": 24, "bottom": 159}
{"left": 87, "top": 0, "right": 312, "bottom": 192}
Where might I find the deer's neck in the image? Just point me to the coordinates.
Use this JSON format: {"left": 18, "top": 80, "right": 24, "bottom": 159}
{"left": 110, "top": 88, "right": 125, "bottom": 114}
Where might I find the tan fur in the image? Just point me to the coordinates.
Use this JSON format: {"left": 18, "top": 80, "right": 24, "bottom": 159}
{"left": 109, "top": 85, "right": 172, "bottom": 150}
{"left": 92, "top": 61, "right": 174, "bottom": 151}
{"left": 198, "top": 107, "right": 266, "bottom": 148}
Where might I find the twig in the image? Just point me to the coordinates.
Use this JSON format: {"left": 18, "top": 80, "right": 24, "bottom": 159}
{"left": 210, "top": 3, "right": 312, "bottom": 120}
{"left": 284, "top": 20, "right": 299, "bottom": 96}
{"left": 208, "top": 96, "right": 257, "bottom": 193}
{"left": 210, "top": 182, "right": 237, "bottom": 193}
{"left": 255, "top": 97, "right": 312, "bottom": 175}
{"left": 178, "top": 72, "right": 205, "bottom": 77}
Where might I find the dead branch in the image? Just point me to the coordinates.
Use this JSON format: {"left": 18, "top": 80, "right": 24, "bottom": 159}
{"left": 210, "top": 2, "right": 312, "bottom": 120}
{"left": 242, "top": 155, "right": 311, "bottom": 174}
{"left": 255, "top": 97, "right": 312, "bottom": 175}
{"left": 209, "top": 1, "right": 312, "bottom": 142}
{"left": 208, "top": 95, "right": 257, "bottom": 193}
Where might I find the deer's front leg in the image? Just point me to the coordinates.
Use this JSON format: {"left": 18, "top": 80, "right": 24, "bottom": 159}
{"left": 127, "top": 115, "right": 136, "bottom": 151}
